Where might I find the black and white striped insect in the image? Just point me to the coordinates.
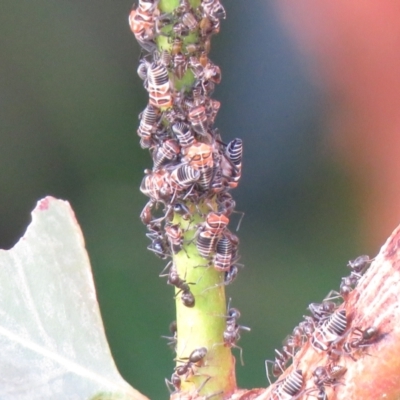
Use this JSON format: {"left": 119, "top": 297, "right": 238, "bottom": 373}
{"left": 152, "top": 139, "right": 180, "bottom": 168}
{"left": 140, "top": 169, "right": 172, "bottom": 202}
{"left": 172, "top": 122, "right": 195, "bottom": 148}
{"left": 147, "top": 62, "right": 172, "bottom": 109}
{"left": 197, "top": 165, "right": 214, "bottom": 191}
{"left": 201, "top": 0, "right": 226, "bottom": 22}
{"left": 128, "top": 0, "right": 159, "bottom": 52}
{"left": 210, "top": 164, "right": 224, "bottom": 193}
{"left": 223, "top": 138, "right": 243, "bottom": 188}
{"left": 188, "top": 104, "right": 209, "bottom": 136}
{"left": 181, "top": 10, "right": 199, "bottom": 31}
{"left": 196, "top": 230, "right": 219, "bottom": 259}
{"left": 226, "top": 138, "right": 243, "bottom": 168}
{"left": 173, "top": 53, "right": 188, "bottom": 80}
{"left": 196, "top": 212, "right": 229, "bottom": 258}
{"left": 137, "top": 104, "right": 160, "bottom": 149}
{"left": 214, "top": 236, "right": 233, "bottom": 272}
{"left": 169, "top": 164, "right": 201, "bottom": 194}
{"left": 214, "top": 234, "right": 239, "bottom": 272}
{"left": 183, "top": 141, "right": 215, "bottom": 190}
{"left": 270, "top": 369, "right": 304, "bottom": 400}
{"left": 311, "top": 310, "right": 348, "bottom": 353}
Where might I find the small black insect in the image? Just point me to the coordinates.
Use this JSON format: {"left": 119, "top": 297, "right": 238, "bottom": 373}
{"left": 223, "top": 304, "right": 250, "bottom": 365}
{"left": 175, "top": 347, "right": 208, "bottom": 378}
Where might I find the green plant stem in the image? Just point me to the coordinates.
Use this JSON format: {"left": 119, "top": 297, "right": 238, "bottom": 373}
{"left": 173, "top": 204, "right": 236, "bottom": 398}
{"left": 156, "top": 0, "right": 237, "bottom": 397}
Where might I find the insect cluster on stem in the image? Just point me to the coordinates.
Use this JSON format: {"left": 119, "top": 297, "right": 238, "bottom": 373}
{"left": 129, "top": 0, "right": 247, "bottom": 397}
{"left": 130, "top": 0, "right": 241, "bottom": 281}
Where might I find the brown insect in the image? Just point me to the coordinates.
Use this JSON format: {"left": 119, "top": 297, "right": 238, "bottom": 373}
{"left": 128, "top": 0, "right": 159, "bottom": 52}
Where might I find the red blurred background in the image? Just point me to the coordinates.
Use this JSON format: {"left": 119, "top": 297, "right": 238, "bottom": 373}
{"left": 276, "top": 0, "right": 400, "bottom": 247}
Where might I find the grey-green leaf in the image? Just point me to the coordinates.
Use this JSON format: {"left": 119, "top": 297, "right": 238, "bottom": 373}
{"left": 0, "top": 197, "right": 148, "bottom": 400}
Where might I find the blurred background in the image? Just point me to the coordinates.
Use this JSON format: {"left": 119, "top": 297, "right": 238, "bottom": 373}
{"left": 2, "top": 0, "right": 400, "bottom": 398}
